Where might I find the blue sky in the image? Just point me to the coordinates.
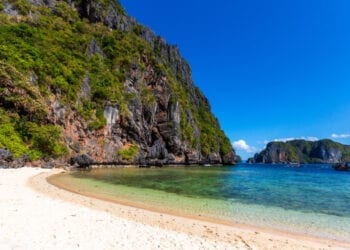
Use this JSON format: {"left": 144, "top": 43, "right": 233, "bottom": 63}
{"left": 120, "top": 0, "right": 350, "bottom": 159}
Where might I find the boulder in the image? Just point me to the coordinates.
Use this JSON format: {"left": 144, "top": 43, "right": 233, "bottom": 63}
{"left": 70, "top": 154, "right": 94, "bottom": 168}
{"left": 0, "top": 149, "right": 12, "bottom": 162}
{"left": 333, "top": 162, "right": 349, "bottom": 171}
{"left": 11, "top": 154, "right": 29, "bottom": 168}
{"left": 166, "top": 153, "right": 176, "bottom": 164}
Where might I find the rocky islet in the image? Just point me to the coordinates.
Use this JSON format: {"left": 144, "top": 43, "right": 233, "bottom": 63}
{"left": 248, "top": 139, "right": 350, "bottom": 164}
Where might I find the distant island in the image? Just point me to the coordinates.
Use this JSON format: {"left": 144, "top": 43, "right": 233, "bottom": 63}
{"left": 247, "top": 139, "right": 350, "bottom": 164}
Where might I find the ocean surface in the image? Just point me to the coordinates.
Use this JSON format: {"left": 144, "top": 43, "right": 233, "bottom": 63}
{"left": 51, "top": 164, "right": 350, "bottom": 242}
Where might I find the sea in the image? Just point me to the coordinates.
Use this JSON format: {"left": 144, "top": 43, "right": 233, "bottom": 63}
{"left": 50, "top": 164, "right": 350, "bottom": 242}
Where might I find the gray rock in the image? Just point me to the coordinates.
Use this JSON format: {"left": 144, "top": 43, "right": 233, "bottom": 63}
{"left": 3, "top": 3, "right": 18, "bottom": 16}
{"left": 185, "top": 150, "right": 201, "bottom": 165}
{"left": 70, "top": 154, "right": 94, "bottom": 167}
{"left": 53, "top": 100, "right": 66, "bottom": 126}
{"left": 104, "top": 3, "right": 118, "bottom": 29}
{"left": 147, "top": 139, "right": 168, "bottom": 160}
{"left": 11, "top": 154, "right": 29, "bottom": 168}
{"left": 29, "top": 72, "right": 38, "bottom": 85}
{"left": 311, "top": 146, "right": 342, "bottom": 163}
{"left": 27, "top": 0, "right": 46, "bottom": 6}
{"left": 104, "top": 106, "right": 119, "bottom": 136}
{"left": 166, "top": 153, "right": 176, "bottom": 163}
{"left": 80, "top": 74, "right": 91, "bottom": 99}
{"left": 0, "top": 150, "right": 29, "bottom": 168}
{"left": 87, "top": 39, "right": 104, "bottom": 58}
{"left": 0, "top": 149, "right": 12, "bottom": 162}
{"left": 208, "top": 153, "right": 222, "bottom": 164}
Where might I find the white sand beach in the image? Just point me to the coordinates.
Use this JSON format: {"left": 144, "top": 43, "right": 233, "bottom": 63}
{"left": 0, "top": 167, "right": 349, "bottom": 250}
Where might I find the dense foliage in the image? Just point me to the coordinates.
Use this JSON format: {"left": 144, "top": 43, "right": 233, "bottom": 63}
{"left": 117, "top": 144, "right": 139, "bottom": 161}
{"left": 0, "top": 0, "right": 233, "bottom": 161}
{"left": 0, "top": 108, "right": 67, "bottom": 159}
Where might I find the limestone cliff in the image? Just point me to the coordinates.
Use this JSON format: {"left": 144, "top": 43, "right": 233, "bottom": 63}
{"left": 0, "top": 0, "right": 236, "bottom": 166}
{"left": 248, "top": 139, "right": 350, "bottom": 164}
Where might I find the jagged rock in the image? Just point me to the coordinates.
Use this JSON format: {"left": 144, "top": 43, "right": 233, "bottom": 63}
{"left": 207, "top": 153, "right": 222, "bottom": 164}
{"left": 11, "top": 154, "right": 29, "bottom": 168}
{"left": 104, "top": 105, "right": 119, "bottom": 136}
{"left": 3, "top": 3, "right": 18, "bottom": 16}
{"left": 104, "top": 3, "right": 119, "bottom": 29}
{"left": 79, "top": 74, "right": 92, "bottom": 100}
{"left": 310, "top": 146, "right": 342, "bottom": 163}
{"left": 185, "top": 150, "right": 201, "bottom": 165}
{"left": 41, "top": 159, "right": 56, "bottom": 169}
{"left": 147, "top": 139, "right": 168, "bottom": 160}
{"left": 43, "top": 159, "right": 68, "bottom": 169}
{"left": 28, "top": 0, "right": 55, "bottom": 7}
{"left": 70, "top": 154, "right": 94, "bottom": 168}
{"left": 0, "top": 150, "right": 29, "bottom": 168}
{"left": 0, "top": 149, "right": 13, "bottom": 162}
{"left": 87, "top": 39, "right": 104, "bottom": 58}
{"left": 52, "top": 100, "right": 66, "bottom": 126}
{"left": 27, "top": 0, "right": 45, "bottom": 5}
{"left": 166, "top": 153, "right": 176, "bottom": 163}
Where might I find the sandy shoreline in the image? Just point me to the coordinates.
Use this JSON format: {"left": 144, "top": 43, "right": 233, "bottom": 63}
{"left": 1, "top": 168, "right": 349, "bottom": 249}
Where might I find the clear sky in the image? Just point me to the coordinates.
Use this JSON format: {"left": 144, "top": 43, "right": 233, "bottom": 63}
{"left": 120, "top": 0, "right": 350, "bottom": 159}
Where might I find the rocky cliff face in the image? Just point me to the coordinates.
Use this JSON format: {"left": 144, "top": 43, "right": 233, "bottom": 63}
{"left": 0, "top": 0, "right": 236, "bottom": 167}
{"left": 248, "top": 139, "right": 350, "bottom": 164}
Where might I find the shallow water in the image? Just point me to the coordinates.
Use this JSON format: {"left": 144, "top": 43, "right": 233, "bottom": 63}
{"left": 52, "top": 164, "right": 350, "bottom": 242}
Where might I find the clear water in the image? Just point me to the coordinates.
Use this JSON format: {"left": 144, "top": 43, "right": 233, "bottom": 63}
{"left": 52, "top": 164, "right": 350, "bottom": 242}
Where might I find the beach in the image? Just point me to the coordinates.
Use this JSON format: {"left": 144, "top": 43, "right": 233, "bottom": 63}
{"left": 0, "top": 167, "right": 348, "bottom": 250}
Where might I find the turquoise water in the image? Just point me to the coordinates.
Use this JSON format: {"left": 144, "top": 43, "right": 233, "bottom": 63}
{"left": 55, "top": 164, "right": 350, "bottom": 241}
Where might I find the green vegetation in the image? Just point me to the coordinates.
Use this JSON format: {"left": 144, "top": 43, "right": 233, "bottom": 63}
{"left": 0, "top": 109, "right": 34, "bottom": 158}
{"left": 0, "top": 108, "right": 67, "bottom": 159}
{"left": 16, "top": 120, "right": 68, "bottom": 158}
{"left": 0, "top": 62, "right": 48, "bottom": 122}
{"left": 87, "top": 107, "right": 107, "bottom": 131}
{"left": 0, "top": 1, "right": 135, "bottom": 123}
{"left": 140, "top": 86, "right": 156, "bottom": 107}
{"left": 0, "top": 0, "right": 233, "bottom": 161}
{"left": 288, "top": 139, "right": 350, "bottom": 162}
{"left": 167, "top": 71, "right": 232, "bottom": 157}
{"left": 117, "top": 144, "right": 139, "bottom": 161}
